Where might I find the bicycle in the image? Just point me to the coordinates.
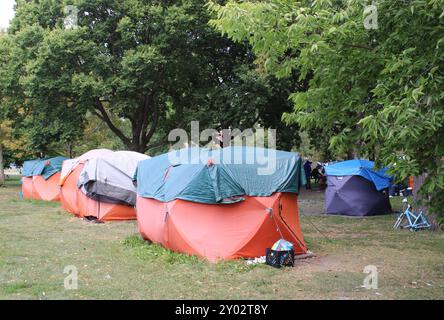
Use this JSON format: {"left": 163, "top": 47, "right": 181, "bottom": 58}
{"left": 393, "top": 198, "right": 431, "bottom": 231}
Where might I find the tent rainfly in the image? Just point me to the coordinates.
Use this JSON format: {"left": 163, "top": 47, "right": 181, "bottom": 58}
{"left": 59, "top": 149, "right": 149, "bottom": 221}
{"left": 22, "top": 156, "right": 68, "bottom": 201}
{"left": 134, "top": 147, "right": 308, "bottom": 262}
{"left": 325, "top": 159, "right": 393, "bottom": 216}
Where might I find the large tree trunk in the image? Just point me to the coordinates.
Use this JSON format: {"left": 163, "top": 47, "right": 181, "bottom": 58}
{"left": 413, "top": 174, "right": 427, "bottom": 202}
{"left": 412, "top": 173, "right": 438, "bottom": 228}
{"left": 0, "top": 142, "right": 5, "bottom": 187}
{"left": 413, "top": 173, "right": 429, "bottom": 216}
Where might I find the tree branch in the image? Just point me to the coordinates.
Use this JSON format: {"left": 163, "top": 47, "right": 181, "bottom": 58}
{"left": 146, "top": 136, "right": 169, "bottom": 151}
{"left": 93, "top": 99, "right": 132, "bottom": 148}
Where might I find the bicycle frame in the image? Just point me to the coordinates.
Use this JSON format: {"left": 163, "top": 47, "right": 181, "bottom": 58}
{"left": 393, "top": 199, "right": 431, "bottom": 231}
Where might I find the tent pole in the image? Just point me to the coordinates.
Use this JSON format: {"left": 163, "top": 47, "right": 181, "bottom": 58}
{"left": 277, "top": 195, "right": 307, "bottom": 252}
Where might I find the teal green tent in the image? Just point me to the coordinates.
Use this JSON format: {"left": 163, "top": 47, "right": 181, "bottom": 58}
{"left": 135, "top": 147, "right": 306, "bottom": 204}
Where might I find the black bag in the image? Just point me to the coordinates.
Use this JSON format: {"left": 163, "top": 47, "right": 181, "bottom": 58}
{"left": 265, "top": 248, "right": 295, "bottom": 268}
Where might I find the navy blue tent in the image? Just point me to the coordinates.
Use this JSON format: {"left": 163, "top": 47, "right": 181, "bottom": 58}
{"left": 325, "top": 160, "right": 392, "bottom": 216}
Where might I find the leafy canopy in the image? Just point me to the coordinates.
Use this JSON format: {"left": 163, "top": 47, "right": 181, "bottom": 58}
{"left": 209, "top": 0, "right": 444, "bottom": 218}
{"left": 1, "top": 0, "right": 302, "bottom": 156}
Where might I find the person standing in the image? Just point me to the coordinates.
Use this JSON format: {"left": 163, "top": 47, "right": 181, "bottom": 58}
{"left": 304, "top": 160, "right": 312, "bottom": 190}
{"left": 215, "top": 128, "right": 224, "bottom": 148}
{"left": 318, "top": 163, "right": 327, "bottom": 190}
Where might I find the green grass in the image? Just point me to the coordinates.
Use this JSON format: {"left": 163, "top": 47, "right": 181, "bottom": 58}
{"left": 0, "top": 176, "right": 443, "bottom": 299}
{"left": 122, "top": 235, "right": 261, "bottom": 273}
{"left": 122, "top": 234, "right": 205, "bottom": 266}
{"left": 1, "top": 282, "right": 33, "bottom": 294}
{"left": 1, "top": 174, "right": 21, "bottom": 187}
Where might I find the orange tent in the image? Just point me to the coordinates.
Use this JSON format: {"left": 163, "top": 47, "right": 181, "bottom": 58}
{"left": 33, "top": 173, "right": 62, "bottom": 201}
{"left": 136, "top": 193, "right": 306, "bottom": 262}
{"left": 21, "top": 157, "right": 66, "bottom": 201}
{"left": 59, "top": 149, "right": 149, "bottom": 221}
{"left": 22, "top": 177, "right": 37, "bottom": 200}
{"left": 134, "top": 147, "right": 307, "bottom": 261}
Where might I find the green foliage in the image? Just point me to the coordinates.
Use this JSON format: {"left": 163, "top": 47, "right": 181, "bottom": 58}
{"left": 0, "top": 23, "right": 86, "bottom": 157}
{"left": 209, "top": 0, "right": 444, "bottom": 223}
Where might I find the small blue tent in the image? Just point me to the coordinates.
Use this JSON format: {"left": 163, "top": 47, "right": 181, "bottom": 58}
{"left": 325, "top": 159, "right": 392, "bottom": 216}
